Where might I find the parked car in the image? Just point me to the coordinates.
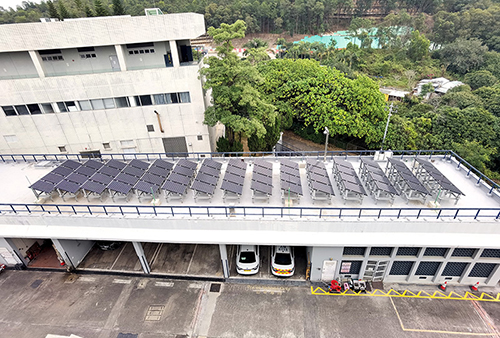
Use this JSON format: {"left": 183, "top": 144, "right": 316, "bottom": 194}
{"left": 236, "top": 245, "right": 260, "bottom": 275}
{"left": 271, "top": 246, "right": 295, "bottom": 277}
{"left": 96, "top": 241, "right": 123, "bottom": 251}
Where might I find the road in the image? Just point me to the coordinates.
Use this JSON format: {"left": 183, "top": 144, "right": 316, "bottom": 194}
{"left": 0, "top": 270, "right": 499, "bottom": 338}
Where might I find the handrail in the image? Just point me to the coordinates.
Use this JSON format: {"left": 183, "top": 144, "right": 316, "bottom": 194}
{"left": 1, "top": 203, "right": 499, "bottom": 221}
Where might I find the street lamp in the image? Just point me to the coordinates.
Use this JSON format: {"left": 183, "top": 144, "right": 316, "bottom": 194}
{"left": 381, "top": 103, "right": 395, "bottom": 151}
{"left": 323, "top": 127, "right": 329, "bottom": 161}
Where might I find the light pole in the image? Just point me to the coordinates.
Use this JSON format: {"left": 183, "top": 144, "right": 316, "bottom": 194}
{"left": 323, "top": 127, "right": 329, "bottom": 161}
{"left": 381, "top": 103, "right": 395, "bottom": 151}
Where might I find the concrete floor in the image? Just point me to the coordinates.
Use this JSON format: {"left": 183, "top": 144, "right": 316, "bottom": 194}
{"left": 0, "top": 270, "right": 498, "bottom": 338}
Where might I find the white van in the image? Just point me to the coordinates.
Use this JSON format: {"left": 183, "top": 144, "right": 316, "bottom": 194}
{"left": 271, "top": 246, "right": 295, "bottom": 277}
{"left": 236, "top": 245, "right": 260, "bottom": 275}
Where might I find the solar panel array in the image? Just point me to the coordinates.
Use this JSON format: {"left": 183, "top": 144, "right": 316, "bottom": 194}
{"left": 221, "top": 159, "right": 247, "bottom": 202}
{"left": 191, "top": 159, "right": 222, "bottom": 201}
{"left": 359, "top": 158, "right": 399, "bottom": 204}
{"left": 161, "top": 159, "right": 198, "bottom": 201}
{"left": 332, "top": 158, "right": 367, "bottom": 204}
{"left": 306, "top": 159, "right": 334, "bottom": 203}
{"left": 251, "top": 159, "right": 273, "bottom": 202}
{"left": 386, "top": 158, "right": 430, "bottom": 203}
{"left": 414, "top": 158, "right": 464, "bottom": 204}
{"left": 107, "top": 159, "right": 148, "bottom": 201}
{"left": 134, "top": 159, "right": 174, "bottom": 202}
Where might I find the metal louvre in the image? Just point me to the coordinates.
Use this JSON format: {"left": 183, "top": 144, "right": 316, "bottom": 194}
{"left": 451, "top": 248, "right": 476, "bottom": 257}
{"left": 332, "top": 158, "right": 366, "bottom": 204}
{"left": 343, "top": 247, "right": 366, "bottom": 256}
{"left": 396, "top": 247, "right": 420, "bottom": 256}
{"left": 442, "top": 262, "right": 468, "bottom": 276}
{"left": 468, "top": 263, "right": 496, "bottom": 278}
{"left": 389, "top": 261, "right": 414, "bottom": 275}
{"left": 386, "top": 158, "right": 430, "bottom": 204}
{"left": 423, "top": 248, "right": 448, "bottom": 257}
{"left": 370, "top": 247, "right": 393, "bottom": 256}
{"left": 415, "top": 261, "right": 441, "bottom": 275}
{"left": 481, "top": 249, "right": 500, "bottom": 258}
{"left": 359, "top": 158, "right": 399, "bottom": 205}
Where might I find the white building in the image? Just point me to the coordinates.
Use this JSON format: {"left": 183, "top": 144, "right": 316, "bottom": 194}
{"left": 0, "top": 13, "right": 214, "bottom": 156}
{"left": 0, "top": 150, "right": 498, "bottom": 287}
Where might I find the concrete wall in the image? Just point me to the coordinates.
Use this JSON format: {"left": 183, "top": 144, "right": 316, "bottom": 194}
{"left": 0, "top": 66, "right": 211, "bottom": 154}
{"left": 52, "top": 239, "right": 94, "bottom": 268}
{"left": 0, "top": 14, "right": 205, "bottom": 52}
{"left": 0, "top": 52, "right": 38, "bottom": 80}
{"left": 43, "top": 46, "right": 117, "bottom": 77}
{"left": 0, "top": 238, "right": 22, "bottom": 266}
{"left": 124, "top": 42, "right": 169, "bottom": 70}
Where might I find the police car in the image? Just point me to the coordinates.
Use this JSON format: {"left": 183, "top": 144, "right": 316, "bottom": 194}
{"left": 236, "top": 245, "right": 260, "bottom": 275}
{"left": 271, "top": 246, "right": 295, "bottom": 277}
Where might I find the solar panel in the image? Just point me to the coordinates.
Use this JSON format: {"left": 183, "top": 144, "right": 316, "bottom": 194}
{"left": 89, "top": 172, "right": 113, "bottom": 185}
{"left": 81, "top": 181, "right": 106, "bottom": 194}
{"left": 416, "top": 158, "right": 463, "bottom": 195}
{"left": 134, "top": 180, "right": 159, "bottom": 193}
{"left": 162, "top": 180, "right": 188, "bottom": 195}
{"left": 168, "top": 172, "right": 191, "bottom": 186}
{"left": 228, "top": 159, "right": 247, "bottom": 170}
{"left": 333, "top": 158, "right": 367, "bottom": 197}
{"left": 107, "top": 181, "right": 133, "bottom": 194}
{"left": 115, "top": 173, "right": 139, "bottom": 185}
{"left": 30, "top": 180, "right": 55, "bottom": 193}
{"left": 152, "top": 159, "right": 174, "bottom": 171}
{"left": 75, "top": 165, "right": 96, "bottom": 177}
{"left": 251, "top": 180, "right": 272, "bottom": 195}
{"left": 56, "top": 180, "right": 81, "bottom": 193}
{"left": 281, "top": 173, "right": 301, "bottom": 185}
{"left": 254, "top": 159, "right": 273, "bottom": 170}
{"left": 281, "top": 181, "right": 302, "bottom": 195}
{"left": 199, "top": 165, "right": 220, "bottom": 177}
{"left": 310, "top": 180, "right": 334, "bottom": 195}
{"left": 177, "top": 159, "right": 197, "bottom": 170}
{"left": 147, "top": 165, "right": 171, "bottom": 178}
{"left": 344, "top": 180, "right": 366, "bottom": 195}
{"left": 203, "top": 159, "right": 222, "bottom": 170}
{"left": 141, "top": 173, "right": 165, "bottom": 186}
{"left": 308, "top": 172, "right": 330, "bottom": 185}
{"left": 66, "top": 173, "right": 88, "bottom": 185}
{"left": 84, "top": 159, "right": 104, "bottom": 170}
{"left": 195, "top": 172, "right": 218, "bottom": 186}
{"left": 98, "top": 165, "right": 121, "bottom": 177}
{"left": 122, "top": 166, "right": 146, "bottom": 178}
{"left": 224, "top": 172, "right": 245, "bottom": 185}
{"left": 129, "top": 159, "right": 150, "bottom": 170}
{"left": 51, "top": 166, "right": 73, "bottom": 177}
{"left": 41, "top": 173, "right": 64, "bottom": 184}
{"left": 388, "top": 158, "right": 430, "bottom": 195}
{"left": 360, "top": 158, "right": 399, "bottom": 199}
{"left": 253, "top": 171, "right": 272, "bottom": 185}
{"left": 106, "top": 159, "right": 127, "bottom": 170}
{"left": 191, "top": 180, "right": 216, "bottom": 195}
{"left": 61, "top": 160, "right": 81, "bottom": 170}
{"left": 253, "top": 165, "right": 272, "bottom": 177}
{"left": 221, "top": 180, "right": 243, "bottom": 195}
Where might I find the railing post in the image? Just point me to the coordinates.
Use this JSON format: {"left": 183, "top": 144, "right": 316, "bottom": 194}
{"left": 26, "top": 205, "right": 31, "bottom": 213}
{"left": 397, "top": 209, "right": 401, "bottom": 219}
{"left": 454, "top": 209, "right": 459, "bottom": 219}
{"left": 436, "top": 209, "right": 442, "bottom": 219}
{"left": 136, "top": 206, "right": 140, "bottom": 215}
{"left": 189, "top": 207, "right": 192, "bottom": 217}
{"left": 319, "top": 208, "right": 322, "bottom": 218}
{"left": 87, "top": 206, "right": 92, "bottom": 215}
{"left": 153, "top": 206, "right": 157, "bottom": 216}
{"left": 104, "top": 206, "right": 108, "bottom": 215}
{"left": 171, "top": 207, "right": 174, "bottom": 216}
{"left": 474, "top": 209, "right": 480, "bottom": 220}
{"left": 119, "top": 206, "right": 123, "bottom": 215}
{"left": 72, "top": 205, "right": 76, "bottom": 214}
{"left": 417, "top": 209, "right": 422, "bottom": 218}
{"left": 378, "top": 209, "right": 382, "bottom": 218}
{"left": 359, "top": 208, "right": 362, "bottom": 218}
{"left": 10, "top": 205, "right": 16, "bottom": 214}
{"left": 56, "top": 205, "right": 61, "bottom": 214}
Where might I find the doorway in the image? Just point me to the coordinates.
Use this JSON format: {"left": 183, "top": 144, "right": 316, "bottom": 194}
{"left": 363, "top": 260, "right": 389, "bottom": 281}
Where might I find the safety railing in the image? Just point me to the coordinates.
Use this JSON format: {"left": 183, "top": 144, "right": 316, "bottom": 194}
{"left": 1, "top": 203, "right": 499, "bottom": 221}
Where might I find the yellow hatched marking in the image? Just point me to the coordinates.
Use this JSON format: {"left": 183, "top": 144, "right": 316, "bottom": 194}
{"left": 447, "top": 291, "right": 465, "bottom": 300}
{"left": 386, "top": 289, "right": 401, "bottom": 296}
{"left": 371, "top": 289, "right": 387, "bottom": 296}
{"left": 479, "top": 293, "right": 496, "bottom": 301}
{"left": 401, "top": 290, "right": 417, "bottom": 297}
{"left": 432, "top": 291, "right": 448, "bottom": 298}
{"left": 465, "top": 292, "right": 480, "bottom": 300}
{"left": 417, "top": 290, "right": 432, "bottom": 297}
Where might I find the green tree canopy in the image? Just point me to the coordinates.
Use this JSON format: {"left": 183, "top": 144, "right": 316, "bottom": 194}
{"left": 407, "top": 30, "right": 430, "bottom": 62}
{"left": 439, "top": 38, "right": 489, "bottom": 74}
{"left": 93, "top": 0, "right": 108, "bottom": 16}
{"left": 112, "top": 0, "right": 125, "bottom": 15}
{"left": 464, "top": 70, "right": 498, "bottom": 90}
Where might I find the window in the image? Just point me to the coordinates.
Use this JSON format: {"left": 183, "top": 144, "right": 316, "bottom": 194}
{"left": 468, "top": 263, "right": 496, "bottom": 278}
{"left": 170, "top": 93, "right": 179, "bottom": 104}
{"left": 339, "top": 261, "right": 362, "bottom": 274}
{"left": 80, "top": 53, "right": 97, "bottom": 59}
{"left": 40, "top": 103, "right": 54, "bottom": 114}
{"left": 3, "top": 135, "right": 17, "bottom": 143}
{"left": 57, "top": 102, "right": 68, "bottom": 112}
{"left": 41, "top": 55, "right": 64, "bottom": 61}
{"left": 91, "top": 99, "right": 105, "bottom": 110}
{"left": 27, "top": 104, "right": 42, "bottom": 114}
{"left": 2, "top": 106, "right": 17, "bottom": 116}
{"left": 197, "top": 135, "right": 203, "bottom": 141}
{"left": 128, "top": 48, "right": 155, "bottom": 55}
{"left": 14, "top": 105, "right": 29, "bottom": 115}
{"left": 103, "top": 98, "right": 115, "bottom": 109}
{"left": 58, "top": 146, "right": 67, "bottom": 152}
{"left": 153, "top": 94, "right": 166, "bottom": 105}
{"left": 115, "top": 97, "right": 130, "bottom": 108}
{"left": 179, "top": 92, "right": 191, "bottom": 103}
{"left": 442, "top": 262, "right": 468, "bottom": 277}
{"left": 139, "top": 95, "right": 152, "bottom": 106}
{"left": 78, "top": 100, "right": 92, "bottom": 111}
{"left": 147, "top": 125, "right": 154, "bottom": 132}
{"left": 103, "top": 142, "right": 111, "bottom": 150}
{"left": 389, "top": 261, "right": 414, "bottom": 275}
{"left": 65, "top": 101, "right": 78, "bottom": 112}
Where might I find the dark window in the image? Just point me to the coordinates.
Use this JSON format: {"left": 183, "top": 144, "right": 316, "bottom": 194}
{"left": 139, "top": 95, "right": 152, "bottom": 106}
{"left": 58, "top": 146, "right": 67, "bottom": 152}
{"left": 147, "top": 125, "right": 154, "bottom": 132}
{"left": 179, "top": 92, "right": 191, "bottom": 103}
{"left": 103, "top": 143, "right": 111, "bottom": 149}
{"left": 370, "top": 247, "right": 393, "bottom": 256}
{"left": 239, "top": 251, "right": 256, "bottom": 264}
{"left": 424, "top": 248, "right": 448, "bottom": 257}
{"left": 275, "top": 253, "right": 292, "bottom": 265}
{"left": 170, "top": 93, "right": 179, "bottom": 104}
{"left": 343, "top": 247, "right": 366, "bottom": 256}
{"left": 452, "top": 248, "right": 476, "bottom": 257}
{"left": 481, "top": 249, "right": 500, "bottom": 258}
{"left": 469, "top": 263, "right": 496, "bottom": 278}
{"left": 397, "top": 247, "right": 420, "bottom": 256}
{"left": 27, "top": 104, "right": 42, "bottom": 115}
{"left": 77, "top": 47, "right": 95, "bottom": 52}
{"left": 339, "top": 261, "right": 362, "bottom": 274}
{"left": 115, "top": 97, "right": 130, "bottom": 108}
{"left": 2, "top": 106, "right": 17, "bottom": 116}
{"left": 15, "top": 105, "right": 29, "bottom": 115}
{"left": 197, "top": 135, "right": 203, "bottom": 141}
{"left": 442, "top": 262, "right": 468, "bottom": 277}
{"left": 389, "top": 261, "right": 414, "bottom": 275}
{"left": 57, "top": 102, "right": 68, "bottom": 112}
{"left": 126, "top": 42, "right": 154, "bottom": 49}
{"left": 415, "top": 261, "right": 441, "bottom": 276}
{"left": 39, "top": 49, "right": 62, "bottom": 55}
{"left": 162, "top": 137, "right": 188, "bottom": 156}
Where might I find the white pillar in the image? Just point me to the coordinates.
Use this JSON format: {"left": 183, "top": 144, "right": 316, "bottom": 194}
{"left": 219, "top": 244, "right": 229, "bottom": 279}
{"left": 51, "top": 239, "right": 74, "bottom": 269}
{"left": 169, "top": 40, "right": 180, "bottom": 67}
{"left": 114, "top": 44, "right": 127, "bottom": 72}
{"left": 28, "top": 50, "right": 45, "bottom": 78}
{"left": 132, "top": 241, "right": 150, "bottom": 274}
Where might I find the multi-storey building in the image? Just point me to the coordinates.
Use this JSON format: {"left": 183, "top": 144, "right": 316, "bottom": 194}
{"left": 0, "top": 150, "right": 499, "bottom": 287}
{"left": 0, "top": 13, "right": 214, "bottom": 156}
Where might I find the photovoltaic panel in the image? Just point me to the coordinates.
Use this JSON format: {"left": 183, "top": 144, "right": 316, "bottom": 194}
{"left": 308, "top": 171, "right": 330, "bottom": 185}
{"left": 129, "top": 159, "right": 150, "bottom": 170}
{"left": 51, "top": 166, "right": 73, "bottom": 177}
{"left": 89, "top": 172, "right": 113, "bottom": 185}
{"left": 81, "top": 181, "right": 106, "bottom": 194}
{"left": 360, "top": 158, "right": 399, "bottom": 195}
{"left": 98, "top": 165, "right": 121, "bottom": 177}
{"left": 310, "top": 180, "right": 334, "bottom": 195}
{"left": 162, "top": 180, "right": 188, "bottom": 195}
{"left": 41, "top": 173, "right": 64, "bottom": 184}
{"left": 147, "top": 165, "right": 171, "bottom": 178}
{"left": 66, "top": 173, "right": 88, "bottom": 185}
{"left": 332, "top": 158, "right": 367, "bottom": 196}
{"left": 61, "top": 160, "right": 81, "bottom": 170}
{"left": 152, "top": 159, "right": 174, "bottom": 171}
{"left": 106, "top": 159, "right": 127, "bottom": 170}
{"left": 281, "top": 173, "right": 301, "bottom": 185}
{"left": 416, "top": 158, "right": 463, "bottom": 195}
{"left": 388, "top": 158, "right": 429, "bottom": 195}
{"left": 56, "top": 180, "right": 81, "bottom": 193}
{"left": 75, "top": 165, "right": 96, "bottom": 177}
{"left": 195, "top": 172, "right": 218, "bottom": 186}
{"left": 107, "top": 181, "right": 133, "bottom": 194}
{"left": 199, "top": 165, "right": 220, "bottom": 177}
{"left": 177, "top": 159, "right": 198, "bottom": 170}
{"left": 141, "top": 173, "right": 165, "bottom": 186}
{"left": 175, "top": 165, "right": 196, "bottom": 177}
{"left": 134, "top": 180, "right": 159, "bottom": 193}
{"left": 115, "top": 173, "right": 139, "bottom": 185}
{"left": 254, "top": 159, "right": 273, "bottom": 171}
{"left": 221, "top": 180, "right": 243, "bottom": 195}
{"left": 84, "top": 159, "right": 104, "bottom": 170}
{"left": 191, "top": 180, "right": 216, "bottom": 195}
{"left": 122, "top": 165, "right": 146, "bottom": 178}
{"left": 30, "top": 180, "right": 55, "bottom": 193}
{"left": 253, "top": 165, "right": 272, "bottom": 177}
{"left": 253, "top": 171, "right": 272, "bottom": 185}
{"left": 228, "top": 159, "right": 247, "bottom": 170}
{"left": 251, "top": 180, "right": 272, "bottom": 195}
{"left": 203, "top": 159, "right": 222, "bottom": 170}
{"left": 344, "top": 180, "right": 366, "bottom": 195}
{"left": 168, "top": 172, "right": 191, "bottom": 186}
{"left": 224, "top": 172, "right": 245, "bottom": 185}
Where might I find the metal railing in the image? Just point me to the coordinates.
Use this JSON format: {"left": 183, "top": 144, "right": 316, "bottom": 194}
{"left": 1, "top": 203, "right": 499, "bottom": 221}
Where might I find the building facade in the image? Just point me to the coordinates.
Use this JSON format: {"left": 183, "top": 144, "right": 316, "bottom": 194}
{"left": 0, "top": 13, "right": 214, "bottom": 155}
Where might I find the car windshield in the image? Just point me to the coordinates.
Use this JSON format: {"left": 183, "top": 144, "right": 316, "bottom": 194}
{"left": 275, "top": 253, "right": 292, "bottom": 265}
{"left": 239, "top": 251, "right": 256, "bottom": 263}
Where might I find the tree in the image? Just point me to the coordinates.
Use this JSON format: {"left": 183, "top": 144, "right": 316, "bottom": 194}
{"left": 452, "top": 140, "right": 497, "bottom": 172}
{"left": 112, "top": 0, "right": 125, "bottom": 15}
{"left": 47, "top": 0, "right": 58, "bottom": 18}
{"left": 200, "top": 20, "right": 277, "bottom": 148}
{"left": 439, "top": 38, "right": 489, "bottom": 75}
{"left": 57, "top": 0, "right": 71, "bottom": 20}
{"left": 464, "top": 70, "right": 498, "bottom": 90}
{"left": 94, "top": 0, "right": 109, "bottom": 16}
{"left": 84, "top": 4, "right": 94, "bottom": 17}
{"left": 407, "top": 30, "right": 430, "bottom": 62}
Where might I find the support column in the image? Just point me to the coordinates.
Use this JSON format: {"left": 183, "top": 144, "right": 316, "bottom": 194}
{"left": 114, "top": 44, "right": 127, "bottom": 71}
{"left": 219, "top": 244, "right": 229, "bottom": 279}
{"left": 169, "top": 40, "right": 180, "bottom": 67}
{"left": 132, "top": 242, "right": 150, "bottom": 274}
{"left": 51, "top": 239, "right": 75, "bottom": 269}
{"left": 485, "top": 264, "right": 500, "bottom": 286}
{"left": 28, "top": 50, "right": 46, "bottom": 78}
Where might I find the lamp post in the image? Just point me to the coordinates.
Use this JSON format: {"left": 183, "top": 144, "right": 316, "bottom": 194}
{"left": 381, "top": 103, "right": 394, "bottom": 151}
{"left": 323, "top": 127, "right": 329, "bottom": 161}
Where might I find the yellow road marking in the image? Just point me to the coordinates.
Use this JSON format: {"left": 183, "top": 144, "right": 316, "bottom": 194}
{"left": 310, "top": 286, "right": 500, "bottom": 302}
{"left": 390, "top": 297, "right": 497, "bottom": 336}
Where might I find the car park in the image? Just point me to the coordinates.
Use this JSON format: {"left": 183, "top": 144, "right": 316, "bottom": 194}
{"left": 236, "top": 245, "right": 260, "bottom": 275}
{"left": 271, "top": 246, "right": 295, "bottom": 277}
{"left": 96, "top": 241, "right": 123, "bottom": 251}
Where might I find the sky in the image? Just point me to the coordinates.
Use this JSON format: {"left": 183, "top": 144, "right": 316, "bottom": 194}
{"left": 1, "top": 0, "right": 41, "bottom": 10}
